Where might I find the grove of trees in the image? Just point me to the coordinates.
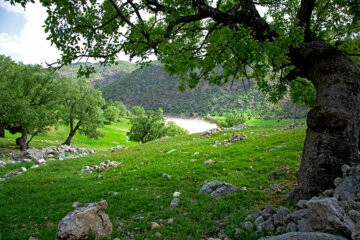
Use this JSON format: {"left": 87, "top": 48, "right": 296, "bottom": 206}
{"left": 0, "top": 55, "right": 107, "bottom": 148}
{"left": 10, "top": 0, "right": 360, "bottom": 200}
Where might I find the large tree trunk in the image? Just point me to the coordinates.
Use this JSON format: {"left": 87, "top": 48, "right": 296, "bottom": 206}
{"left": 0, "top": 122, "right": 4, "bottom": 138}
{"left": 63, "top": 130, "right": 76, "bottom": 146}
{"left": 16, "top": 129, "right": 28, "bottom": 151}
{"left": 291, "top": 39, "right": 360, "bottom": 201}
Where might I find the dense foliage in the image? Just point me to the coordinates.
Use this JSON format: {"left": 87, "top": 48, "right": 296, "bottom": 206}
{"left": 0, "top": 55, "right": 64, "bottom": 149}
{"left": 128, "top": 107, "right": 188, "bottom": 143}
{"left": 219, "top": 114, "right": 247, "bottom": 128}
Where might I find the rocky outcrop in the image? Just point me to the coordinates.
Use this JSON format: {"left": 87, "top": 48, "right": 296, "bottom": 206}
{"left": 81, "top": 160, "right": 121, "bottom": 173}
{"left": 199, "top": 181, "right": 239, "bottom": 196}
{"left": 241, "top": 164, "right": 360, "bottom": 239}
{"left": 259, "top": 232, "right": 348, "bottom": 240}
{"left": 56, "top": 200, "right": 112, "bottom": 240}
{"left": 12, "top": 145, "right": 95, "bottom": 162}
{"left": 200, "top": 124, "right": 248, "bottom": 138}
{"left": 282, "top": 123, "right": 306, "bottom": 131}
{"left": 220, "top": 133, "right": 246, "bottom": 145}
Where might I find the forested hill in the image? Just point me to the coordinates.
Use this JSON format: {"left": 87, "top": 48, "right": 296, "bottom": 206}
{"left": 99, "top": 64, "right": 309, "bottom": 118}
{"left": 59, "top": 61, "right": 137, "bottom": 89}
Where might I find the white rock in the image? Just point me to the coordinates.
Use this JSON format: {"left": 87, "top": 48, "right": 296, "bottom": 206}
{"left": 170, "top": 198, "right": 180, "bottom": 207}
{"left": 173, "top": 192, "right": 181, "bottom": 197}
{"left": 18, "top": 167, "right": 27, "bottom": 172}
{"left": 204, "top": 159, "right": 216, "bottom": 165}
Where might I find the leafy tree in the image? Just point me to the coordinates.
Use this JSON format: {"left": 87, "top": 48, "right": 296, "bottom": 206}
{"left": 104, "top": 106, "right": 120, "bottom": 124}
{"left": 165, "top": 121, "right": 189, "bottom": 136}
{"left": 130, "top": 106, "right": 145, "bottom": 117}
{"left": 12, "top": 0, "right": 360, "bottom": 199}
{"left": 61, "top": 78, "right": 105, "bottom": 145}
{"left": 114, "top": 101, "right": 128, "bottom": 117}
{"left": 0, "top": 55, "right": 63, "bottom": 150}
{"left": 128, "top": 108, "right": 166, "bottom": 143}
{"left": 220, "top": 114, "right": 247, "bottom": 128}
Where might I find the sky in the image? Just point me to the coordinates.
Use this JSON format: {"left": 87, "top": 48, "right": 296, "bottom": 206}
{"left": 0, "top": 1, "right": 62, "bottom": 65}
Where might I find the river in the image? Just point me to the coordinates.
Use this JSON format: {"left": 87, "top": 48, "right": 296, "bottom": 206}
{"left": 165, "top": 117, "right": 218, "bottom": 134}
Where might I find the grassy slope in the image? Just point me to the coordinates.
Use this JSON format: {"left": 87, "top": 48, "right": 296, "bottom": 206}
{"left": 0, "top": 123, "right": 306, "bottom": 239}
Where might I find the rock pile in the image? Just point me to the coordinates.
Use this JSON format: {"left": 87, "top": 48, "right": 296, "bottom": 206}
{"left": 110, "top": 145, "right": 128, "bottom": 152}
{"left": 241, "top": 163, "right": 360, "bottom": 239}
{"left": 200, "top": 124, "right": 248, "bottom": 138}
{"left": 283, "top": 123, "right": 306, "bottom": 131}
{"left": 199, "top": 181, "right": 239, "bottom": 197}
{"left": 220, "top": 133, "right": 246, "bottom": 145}
{"left": 12, "top": 145, "right": 95, "bottom": 163}
{"left": 81, "top": 160, "right": 121, "bottom": 173}
{"left": 56, "top": 200, "right": 113, "bottom": 240}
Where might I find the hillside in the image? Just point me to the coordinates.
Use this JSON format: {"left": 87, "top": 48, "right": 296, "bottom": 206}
{"left": 100, "top": 64, "right": 309, "bottom": 118}
{"left": 59, "top": 61, "right": 138, "bottom": 89}
{"left": 0, "top": 121, "right": 307, "bottom": 239}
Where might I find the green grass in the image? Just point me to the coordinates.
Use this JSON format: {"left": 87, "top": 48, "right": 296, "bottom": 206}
{"left": 208, "top": 116, "right": 306, "bottom": 127}
{"left": 0, "top": 122, "right": 307, "bottom": 239}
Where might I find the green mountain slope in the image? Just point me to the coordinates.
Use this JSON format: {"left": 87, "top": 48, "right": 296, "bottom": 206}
{"left": 59, "top": 61, "right": 137, "bottom": 89}
{"left": 100, "top": 64, "right": 308, "bottom": 118}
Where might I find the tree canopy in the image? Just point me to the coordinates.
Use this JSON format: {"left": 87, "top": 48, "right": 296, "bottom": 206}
{"left": 0, "top": 55, "right": 64, "bottom": 149}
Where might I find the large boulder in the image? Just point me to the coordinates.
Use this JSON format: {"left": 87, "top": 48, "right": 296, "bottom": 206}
{"left": 303, "top": 197, "right": 355, "bottom": 237}
{"left": 199, "top": 181, "right": 238, "bottom": 196}
{"left": 334, "top": 164, "right": 360, "bottom": 202}
{"left": 56, "top": 200, "right": 113, "bottom": 240}
{"left": 259, "top": 232, "right": 348, "bottom": 240}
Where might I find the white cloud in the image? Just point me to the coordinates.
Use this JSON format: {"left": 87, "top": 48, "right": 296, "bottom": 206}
{"left": 0, "top": 2, "right": 60, "bottom": 65}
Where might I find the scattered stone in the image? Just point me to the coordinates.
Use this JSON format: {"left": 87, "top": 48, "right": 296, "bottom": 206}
{"left": 273, "top": 206, "right": 290, "bottom": 226}
{"left": 296, "top": 200, "right": 308, "bottom": 209}
{"left": 30, "top": 164, "right": 39, "bottom": 169}
{"left": 162, "top": 173, "right": 171, "bottom": 179}
{"left": 352, "top": 222, "right": 360, "bottom": 240}
{"left": 286, "top": 222, "right": 298, "bottom": 232}
{"left": 6, "top": 160, "right": 16, "bottom": 165}
{"left": 242, "top": 221, "right": 254, "bottom": 230}
{"left": 170, "top": 198, "right": 180, "bottom": 207}
{"left": 134, "top": 216, "right": 144, "bottom": 221}
{"left": 55, "top": 200, "right": 112, "bottom": 240}
{"left": 282, "top": 123, "right": 306, "bottom": 131}
{"left": 334, "top": 164, "right": 360, "bottom": 201}
{"left": 0, "top": 178, "right": 5, "bottom": 182}
{"left": 200, "top": 124, "right": 248, "bottom": 138}
{"left": 269, "top": 184, "right": 281, "bottom": 192}
{"left": 192, "top": 152, "right": 199, "bottom": 156}
{"left": 173, "top": 192, "right": 181, "bottom": 197}
{"left": 110, "top": 145, "right": 128, "bottom": 152}
{"left": 258, "top": 217, "right": 275, "bottom": 232}
{"left": 18, "top": 167, "right": 27, "bottom": 172}
{"left": 284, "top": 190, "right": 295, "bottom": 200}
{"left": 167, "top": 218, "right": 174, "bottom": 224}
{"left": 35, "top": 159, "right": 46, "bottom": 164}
{"left": 80, "top": 160, "right": 121, "bottom": 174}
{"left": 220, "top": 132, "right": 247, "bottom": 145}
{"left": 245, "top": 212, "right": 262, "bottom": 222}
{"left": 166, "top": 149, "right": 176, "bottom": 154}
{"left": 4, "top": 171, "right": 21, "bottom": 178}
{"left": 72, "top": 202, "right": 83, "bottom": 209}
{"left": 155, "top": 232, "right": 162, "bottom": 238}
{"left": 151, "top": 222, "right": 161, "bottom": 229}
{"left": 268, "top": 145, "right": 287, "bottom": 152}
{"left": 199, "top": 181, "right": 239, "bottom": 196}
{"left": 29, "top": 237, "right": 42, "bottom": 240}
{"left": 190, "top": 159, "right": 197, "bottom": 163}
{"left": 259, "top": 232, "right": 348, "bottom": 240}
{"left": 204, "top": 159, "right": 216, "bottom": 165}
{"left": 348, "top": 209, "right": 360, "bottom": 222}
{"left": 304, "top": 197, "right": 355, "bottom": 237}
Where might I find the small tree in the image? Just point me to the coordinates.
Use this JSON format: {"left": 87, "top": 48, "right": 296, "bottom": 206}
{"left": 104, "top": 106, "right": 120, "bottom": 124}
{"left": 128, "top": 108, "right": 166, "bottom": 143}
{"left": 165, "top": 121, "right": 189, "bottom": 136}
{"left": 219, "top": 114, "right": 247, "bottom": 128}
{"left": 61, "top": 78, "right": 105, "bottom": 145}
{"left": 112, "top": 101, "right": 128, "bottom": 117}
{"left": 130, "top": 106, "right": 145, "bottom": 117}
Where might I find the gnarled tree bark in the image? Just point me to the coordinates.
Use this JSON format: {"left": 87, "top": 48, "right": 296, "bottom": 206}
{"left": 291, "top": 39, "right": 360, "bottom": 200}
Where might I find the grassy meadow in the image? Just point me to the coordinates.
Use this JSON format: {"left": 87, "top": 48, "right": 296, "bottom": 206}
{"left": 0, "top": 119, "right": 307, "bottom": 239}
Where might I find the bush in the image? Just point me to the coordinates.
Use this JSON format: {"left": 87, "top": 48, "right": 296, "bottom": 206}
{"left": 165, "top": 121, "right": 189, "bottom": 136}
{"left": 219, "top": 114, "right": 247, "bottom": 128}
